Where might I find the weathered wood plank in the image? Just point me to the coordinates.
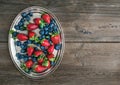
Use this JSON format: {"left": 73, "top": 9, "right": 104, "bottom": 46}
{"left": 1, "top": 2, "right": 120, "bottom": 42}
{"left": 1, "top": 42, "right": 120, "bottom": 84}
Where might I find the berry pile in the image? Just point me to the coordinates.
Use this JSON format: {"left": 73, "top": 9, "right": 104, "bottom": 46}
{"left": 9, "top": 11, "right": 62, "bottom": 73}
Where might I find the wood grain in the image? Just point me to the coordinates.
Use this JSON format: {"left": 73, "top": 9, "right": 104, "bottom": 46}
{"left": 1, "top": 1, "right": 120, "bottom": 42}
{"left": 1, "top": 43, "right": 120, "bottom": 85}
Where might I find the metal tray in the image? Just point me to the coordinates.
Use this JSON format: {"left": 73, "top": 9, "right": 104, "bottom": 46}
{"left": 8, "top": 6, "right": 65, "bottom": 79}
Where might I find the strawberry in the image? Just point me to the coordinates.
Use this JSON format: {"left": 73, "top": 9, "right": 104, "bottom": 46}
{"left": 51, "top": 34, "right": 61, "bottom": 44}
{"left": 34, "top": 50, "right": 43, "bottom": 57}
{"left": 33, "top": 18, "right": 41, "bottom": 25}
{"left": 41, "top": 14, "right": 51, "bottom": 24}
{"left": 47, "top": 53, "right": 55, "bottom": 62}
{"left": 33, "top": 65, "right": 47, "bottom": 73}
{"left": 28, "top": 31, "right": 35, "bottom": 40}
{"left": 47, "top": 45, "right": 54, "bottom": 54}
{"left": 41, "top": 39, "right": 50, "bottom": 47}
{"left": 42, "top": 60, "right": 51, "bottom": 68}
{"left": 25, "top": 59, "right": 33, "bottom": 68}
{"left": 27, "top": 46, "right": 34, "bottom": 56}
{"left": 17, "top": 33, "right": 28, "bottom": 41}
{"left": 47, "top": 53, "right": 54, "bottom": 59}
{"left": 38, "top": 55, "right": 44, "bottom": 64}
{"left": 27, "top": 23, "right": 38, "bottom": 30}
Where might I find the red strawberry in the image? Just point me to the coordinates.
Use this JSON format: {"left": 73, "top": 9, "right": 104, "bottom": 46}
{"left": 41, "top": 39, "right": 50, "bottom": 47}
{"left": 33, "top": 18, "right": 41, "bottom": 25}
{"left": 17, "top": 33, "right": 28, "bottom": 41}
{"left": 28, "top": 31, "right": 35, "bottom": 39}
{"left": 27, "top": 46, "right": 34, "bottom": 56}
{"left": 51, "top": 34, "right": 61, "bottom": 44}
{"left": 42, "top": 14, "right": 51, "bottom": 24}
{"left": 38, "top": 55, "right": 44, "bottom": 64}
{"left": 27, "top": 23, "right": 38, "bottom": 30}
{"left": 25, "top": 60, "right": 33, "bottom": 68}
{"left": 34, "top": 65, "right": 47, "bottom": 73}
{"left": 34, "top": 50, "right": 43, "bottom": 57}
{"left": 42, "top": 60, "right": 51, "bottom": 68}
{"left": 47, "top": 53, "right": 54, "bottom": 59}
{"left": 47, "top": 45, "right": 54, "bottom": 54}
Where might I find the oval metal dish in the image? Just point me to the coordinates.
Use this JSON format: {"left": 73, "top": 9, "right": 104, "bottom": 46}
{"left": 8, "top": 6, "right": 65, "bottom": 79}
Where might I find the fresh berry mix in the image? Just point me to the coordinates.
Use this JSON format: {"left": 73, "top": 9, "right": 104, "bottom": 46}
{"left": 9, "top": 10, "right": 62, "bottom": 73}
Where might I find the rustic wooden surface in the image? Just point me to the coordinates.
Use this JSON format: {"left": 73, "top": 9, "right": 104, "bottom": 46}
{"left": 1, "top": 0, "right": 120, "bottom": 85}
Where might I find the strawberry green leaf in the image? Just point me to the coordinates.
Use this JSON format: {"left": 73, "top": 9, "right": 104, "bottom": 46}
{"left": 9, "top": 30, "right": 14, "bottom": 34}
{"left": 30, "top": 36, "right": 35, "bottom": 40}
{"left": 42, "top": 61, "right": 48, "bottom": 67}
{"left": 49, "top": 57, "right": 55, "bottom": 62}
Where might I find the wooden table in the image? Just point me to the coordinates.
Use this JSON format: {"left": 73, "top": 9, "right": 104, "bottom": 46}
{"left": 1, "top": 0, "right": 120, "bottom": 85}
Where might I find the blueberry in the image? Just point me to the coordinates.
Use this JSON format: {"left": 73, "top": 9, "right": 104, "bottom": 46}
{"left": 28, "top": 12, "right": 33, "bottom": 16}
{"left": 23, "top": 56, "right": 29, "bottom": 62}
{"left": 32, "top": 57, "right": 37, "bottom": 62}
{"left": 12, "top": 32, "right": 18, "bottom": 37}
{"left": 21, "top": 49, "right": 26, "bottom": 53}
{"left": 55, "top": 44, "right": 62, "bottom": 50}
{"left": 17, "top": 55, "right": 23, "bottom": 60}
{"left": 26, "top": 15, "right": 30, "bottom": 21}
{"left": 34, "top": 47, "right": 39, "bottom": 51}
{"left": 15, "top": 41, "right": 21, "bottom": 46}
{"left": 49, "top": 23, "right": 54, "bottom": 28}
{"left": 39, "top": 30, "right": 44, "bottom": 35}
{"left": 49, "top": 27, "right": 53, "bottom": 32}
{"left": 51, "top": 19, "right": 56, "bottom": 24}
{"left": 44, "top": 27, "right": 49, "bottom": 31}
{"left": 20, "top": 44, "right": 27, "bottom": 49}
{"left": 53, "top": 25, "right": 58, "bottom": 30}
{"left": 21, "top": 18, "right": 25, "bottom": 22}
{"left": 18, "top": 21, "right": 23, "bottom": 26}
{"left": 40, "top": 46, "right": 46, "bottom": 51}
{"left": 14, "top": 25, "right": 20, "bottom": 30}
{"left": 43, "top": 50, "right": 48, "bottom": 55}
{"left": 27, "top": 40, "right": 32, "bottom": 44}
{"left": 40, "top": 35, "right": 45, "bottom": 39}
{"left": 21, "top": 12, "right": 27, "bottom": 17}
{"left": 16, "top": 53, "right": 21, "bottom": 57}
{"left": 51, "top": 61, "right": 55, "bottom": 66}
{"left": 35, "top": 43, "right": 40, "bottom": 47}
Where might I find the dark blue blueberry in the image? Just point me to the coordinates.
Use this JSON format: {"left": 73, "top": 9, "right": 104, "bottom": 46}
{"left": 53, "top": 29, "right": 59, "bottom": 33}
{"left": 41, "top": 35, "right": 45, "bottom": 39}
{"left": 21, "top": 12, "right": 27, "bottom": 17}
{"left": 28, "top": 12, "right": 33, "bottom": 16}
{"left": 21, "top": 49, "right": 26, "bottom": 53}
{"left": 51, "top": 61, "right": 55, "bottom": 66}
{"left": 23, "top": 56, "right": 29, "bottom": 62}
{"left": 34, "top": 47, "right": 39, "bottom": 51}
{"left": 53, "top": 25, "right": 58, "bottom": 30}
{"left": 32, "top": 57, "right": 37, "bottom": 62}
{"left": 40, "top": 46, "right": 46, "bottom": 51}
{"left": 43, "top": 50, "right": 48, "bottom": 55}
{"left": 49, "top": 23, "right": 54, "bottom": 28}
{"left": 20, "top": 44, "right": 27, "bottom": 49}
{"left": 26, "top": 15, "right": 30, "bottom": 21}
{"left": 12, "top": 32, "right": 18, "bottom": 37}
{"left": 49, "top": 27, "right": 53, "bottom": 32}
{"left": 17, "top": 55, "right": 23, "bottom": 60}
{"left": 15, "top": 41, "right": 21, "bottom": 46}
{"left": 44, "top": 27, "right": 49, "bottom": 31}
{"left": 14, "top": 25, "right": 20, "bottom": 30}
{"left": 16, "top": 53, "right": 21, "bottom": 57}
{"left": 18, "top": 21, "right": 23, "bottom": 26}
{"left": 51, "top": 19, "right": 56, "bottom": 24}
{"left": 35, "top": 43, "right": 40, "bottom": 47}
{"left": 55, "top": 44, "right": 62, "bottom": 50}
{"left": 27, "top": 40, "right": 32, "bottom": 44}
{"left": 39, "top": 30, "right": 44, "bottom": 35}
{"left": 45, "top": 31, "right": 49, "bottom": 35}
{"left": 21, "top": 18, "right": 25, "bottom": 22}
